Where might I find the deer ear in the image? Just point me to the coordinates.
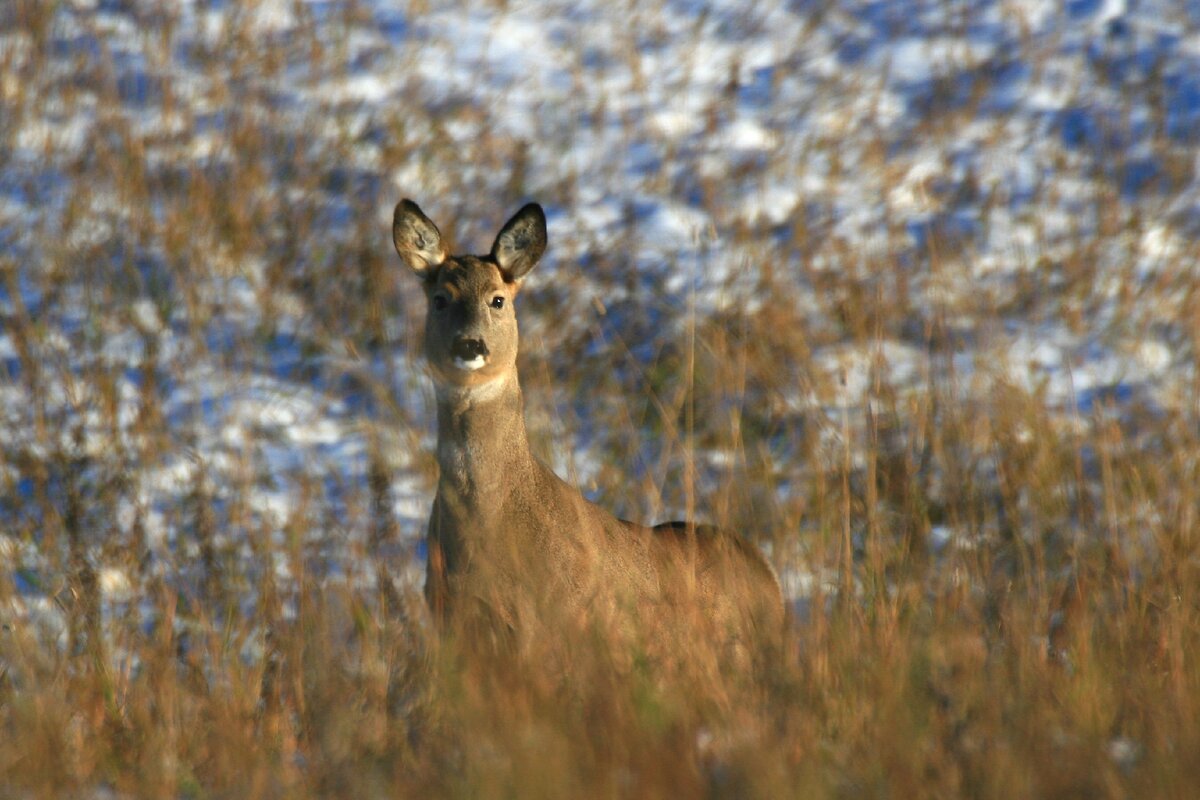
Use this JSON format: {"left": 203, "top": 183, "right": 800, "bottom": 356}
{"left": 491, "top": 203, "right": 546, "bottom": 280}
{"left": 393, "top": 199, "right": 447, "bottom": 275}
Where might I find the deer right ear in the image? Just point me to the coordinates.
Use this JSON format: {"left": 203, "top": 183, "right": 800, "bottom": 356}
{"left": 393, "top": 199, "right": 447, "bottom": 275}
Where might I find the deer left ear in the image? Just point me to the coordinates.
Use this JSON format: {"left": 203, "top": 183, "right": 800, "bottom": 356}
{"left": 491, "top": 203, "right": 546, "bottom": 281}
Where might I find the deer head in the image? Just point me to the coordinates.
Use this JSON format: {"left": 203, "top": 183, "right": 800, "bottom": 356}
{"left": 393, "top": 200, "right": 547, "bottom": 390}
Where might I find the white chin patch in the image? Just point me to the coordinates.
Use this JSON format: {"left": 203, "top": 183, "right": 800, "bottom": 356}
{"left": 454, "top": 355, "right": 487, "bottom": 371}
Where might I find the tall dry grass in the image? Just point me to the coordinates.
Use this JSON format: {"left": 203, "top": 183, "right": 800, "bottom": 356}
{"left": 2, "top": 1, "right": 1199, "bottom": 797}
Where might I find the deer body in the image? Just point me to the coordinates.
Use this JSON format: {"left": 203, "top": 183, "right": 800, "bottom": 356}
{"left": 393, "top": 200, "right": 783, "bottom": 651}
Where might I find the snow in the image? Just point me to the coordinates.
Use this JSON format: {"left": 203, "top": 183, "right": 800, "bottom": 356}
{"left": 815, "top": 342, "right": 929, "bottom": 409}
{"left": 886, "top": 36, "right": 996, "bottom": 85}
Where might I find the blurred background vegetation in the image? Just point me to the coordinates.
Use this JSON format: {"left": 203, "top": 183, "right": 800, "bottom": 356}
{"left": 1, "top": 0, "right": 1198, "bottom": 796}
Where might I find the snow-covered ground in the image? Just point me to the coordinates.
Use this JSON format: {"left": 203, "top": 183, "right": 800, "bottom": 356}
{"left": 1, "top": 0, "right": 1197, "bottom": 642}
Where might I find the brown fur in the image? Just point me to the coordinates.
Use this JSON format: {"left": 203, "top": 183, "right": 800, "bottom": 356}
{"left": 393, "top": 199, "right": 785, "bottom": 657}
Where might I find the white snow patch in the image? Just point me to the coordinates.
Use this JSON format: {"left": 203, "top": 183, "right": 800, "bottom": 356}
{"left": 15, "top": 115, "right": 92, "bottom": 156}
{"left": 815, "top": 342, "right": 928, "bottom": 409}
{"left": 718, "top": 118, "right": 778, "bottom": 152}
{"left": 98, "top": 567, "right": 133, "bottom": 600}
{"left": 1132, "top": 341, "right": 1171, "bottom": 374}
{"left": 741, "top": 183, "right": 801, "bottom": 226}
{"left": 886, "top": 37, "right": 995, "bottom": 84}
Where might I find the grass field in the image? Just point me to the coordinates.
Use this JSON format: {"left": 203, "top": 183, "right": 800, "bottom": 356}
{"left": 1, "top": 0, "right": 1199, "bottom": 796}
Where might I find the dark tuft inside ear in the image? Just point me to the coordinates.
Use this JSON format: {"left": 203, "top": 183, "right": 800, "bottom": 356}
{"left": 491, "top": 203, "right": 547, "bottom": 281}
{"left": 393, "top": 199, "right": 447, "bottom": 275}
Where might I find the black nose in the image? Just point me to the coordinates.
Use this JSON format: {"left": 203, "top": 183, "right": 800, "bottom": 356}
{"left": 451, "top": 338, "right": 489, "bottom": 360}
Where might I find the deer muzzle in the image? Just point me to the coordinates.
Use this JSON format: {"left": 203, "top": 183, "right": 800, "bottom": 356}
{"left": 451, "top": 337, "right": 489, "bottom": 370}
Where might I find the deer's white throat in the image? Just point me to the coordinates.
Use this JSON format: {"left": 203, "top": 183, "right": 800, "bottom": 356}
{"left": 436, "top": 369, "right": 511, "bottom": 405}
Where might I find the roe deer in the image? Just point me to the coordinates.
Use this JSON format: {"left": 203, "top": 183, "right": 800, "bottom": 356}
{"left": 393, "top": 199, "right": 784, "bottom": 658}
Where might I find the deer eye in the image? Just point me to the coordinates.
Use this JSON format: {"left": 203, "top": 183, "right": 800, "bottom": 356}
{"left": 490, "top": 296, "right": 505, "bottom": 310}
{"left": 432, "top": 294, "right": 448, "bottom": 311}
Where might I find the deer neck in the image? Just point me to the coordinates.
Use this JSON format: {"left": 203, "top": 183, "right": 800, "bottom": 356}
{"left": 434, "top": 370, "right": 532, "bottom": 509}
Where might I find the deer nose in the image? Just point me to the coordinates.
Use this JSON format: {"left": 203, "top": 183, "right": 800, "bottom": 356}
{"left": 451, "top": 337, "right": 489, "bottom": 361}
